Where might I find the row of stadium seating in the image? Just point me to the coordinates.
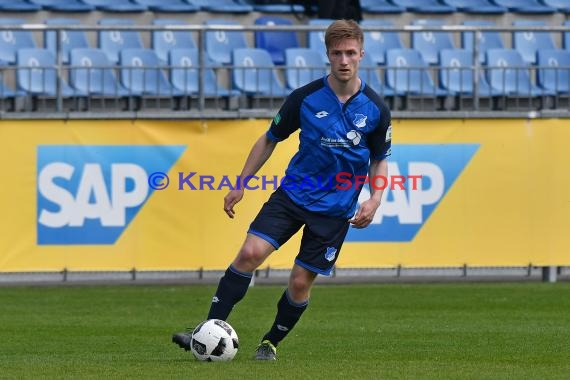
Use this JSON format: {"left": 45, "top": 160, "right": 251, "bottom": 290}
{"left": 1, "top": 17, "right": 570, "bottom": 67}
{"left": 1, "top": 15, "right": 569, "bottom": 113}
{"left": 0, "top": 0, "right": 568, "bottom": 15}
{"left": 1, "top": 45, "right": 568, "bottom": 112}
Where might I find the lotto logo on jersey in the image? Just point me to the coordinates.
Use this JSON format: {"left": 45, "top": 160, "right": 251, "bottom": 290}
{"left": 347, "top": 144, "right": 479, "bottom": 242}
{"left": 37, "top": 145, "right": 185, "bottom": 245}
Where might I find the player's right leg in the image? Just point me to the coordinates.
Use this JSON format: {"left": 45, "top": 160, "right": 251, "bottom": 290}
{"left": 172, "top": 234, "right": 274, "bottom": 351}
{"left": 207, "top": 234, "right": 275, "bottom": 320}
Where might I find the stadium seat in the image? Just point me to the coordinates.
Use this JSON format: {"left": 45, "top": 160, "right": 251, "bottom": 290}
{"left": 45, "top": 19, "right": 90, "bottom": 65}
{"left": 462, "top": 21, "right": 506, "bottom": 64}
{"left": 411, "top": 20, "right": 455, "bottom": 66}
{"left": 204, "top": 19, "right": 249, "bottom": 66}
{"left": 359, "top": 0, "right": 405, "bottom": 14}
{"left": 361, "top": 19, "right": 403, "bottom": 66}
{"left": 81, "top": 0, "right": 147, "bottom": 12}
{"left": 491, "top": 0, "right": 556, "bottom": 14}
{"left": 389, "top": 0, "right": 456, "bottom": 14}
{"left": 359, "top": 53, "right": 394, "bottom": 98}
{"left": 120, "top": 48, "right": 183, "bottom": 96}
{"left": 512, "top": 21, "right": 557, "bottom": 65}
{"left": 134, "top": 0, "right": 199, "bottom": 12}
{"left": 536, "top": 49, "right": 570, "bottom": 94}
{"left": 485, "top": 49, "right": 553, "bottom": 96}
{"left": 16, "top": 48, "right": 83, "bottom": 98}
{"left": 98, "top": 19, "right": 144, "bottom": 64}
{"left": 70, "top": 48, "right": 133, "bottom": 97}
{"left": 307, "top": 19, "right": 334, "bottom": 65}
{"left": 187, "top": 0, "right": 253, "bottom": 13}
{"left": 0, "top": 0, "right": 42, "bottom": 12}
{"left": 284, "top": 48, "right": 327, "bottom": 90}
{"left": 385, "top": 48, "right": 448, "bottom": 96}
{"left": 254, "top": 16, "right": 300, "bottom": 66}
{"left": 232, "top": 48, "right": 289, "bottom": 96}
{"left": 169, "top": 48, "right": 239, "bottom": 97}
{"left": 0, "top": 18, "right": 37, "bottom": 65}
{"left": 438, "top": 48, "right": 500, "bottom": 97}
{"left": 440, "top": 0, "right": 506, "bottom": 14}
{"left": 28, "top": 0, "right": 94, "bottom": 12}
{"left": 541, "top": 0, "right": 570, "bottom": 13}
{"left": 152, "top": 19, "right": 197, "bottom": 64}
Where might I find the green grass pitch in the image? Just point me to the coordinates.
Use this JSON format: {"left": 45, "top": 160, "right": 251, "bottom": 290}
{"left": 1, "top": 282, "right": 569, "bottom": 379}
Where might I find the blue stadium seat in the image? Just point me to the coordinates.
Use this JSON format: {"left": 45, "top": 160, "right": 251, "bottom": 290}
{"left": 188, "top": 0, "right": 253, "bottom": 13}
{"left": 308, "top": 19, "right": 334, "bottom": 65}
{"left": 204, "top": 19, "right": 249, "bottom": 66}
{"left": 412, "top": 20, "right": 455, "bottom": 66}
{"left": 232, "top": 48, "right": 289, "bottom": 96}
{"left": 541, "top": 0, "right": 570, "bottom": 13}
{"left": 133, "top": 0, "right": 199, "bottom": 12}
{"left": 513, "top": 20, "right": 557, "bottom": 65}
{"left": 385, "top": 48, "right": 448, "bottom": 96}
{"left": 537, "top": 49, "right": 570, "bottom": 94}
{"left": 485, "top": 49, "right": 553, "bottom": 96}
{"left": 359, "top": 53, "right": 394, "bottom": 98}
{"left": 438, "top": 48, "right": 500, "bottom": 97}
{"left": 45, "top": 19, "right": 90, "bottom": 65}
{"left": 70, "top": 48, "right": 132, "bottom": 96}
{"left": 169, "top": 48, "right": 239, "bottom": 97}
{"left": 441, "top": 0, "right": 506, "bottom": 14}
{"left": 28, "top": 0, "right": 94, "bottom": 12}
{"left": 284, "top": 48, "right": 327, "bottom": 90}
{"left": 81, "top": 0, "right": 147, "bottom": 12}
{"left": 0, "top": 0, "right": 42, "bottom": 12}
{"left": 361, "top": 19, "right": 403, "bottom": 65}
{"left": 254, "top": 16, "right": 300, "bottom": 65}
{"left": 16, "top": 48, "right": 83, "bottom": 97}
{"left": 359, "top": 0, "right": 404, "bottom": 14}
{"left": 152, "top": 19, "right": 197, "bottom": 64}
{"left": 462, "top": 21, "right": 505, "bottom": 64}
{"left": 120, "top": 48, "right": 183, "bottom": 96}
{"left": 98, "top": 19, "right": 144, "bottom": 64}
{"left": 390, "top": 0, "right": 456, "bottom": 14}
{"left": 491, "top": 0, "right": 556, "bottom": 14}
{"left": 0, "top": 18, "right": 37, "bottom": 65}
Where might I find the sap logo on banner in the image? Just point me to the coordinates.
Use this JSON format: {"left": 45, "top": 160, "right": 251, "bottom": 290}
{"left": 347, "top": 144, "right": 479, "bottom": 242}
{"left": 37, "top": 145, "right": 185, "bottom": 245}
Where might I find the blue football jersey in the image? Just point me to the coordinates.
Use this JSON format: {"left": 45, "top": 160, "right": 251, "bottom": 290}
{"left": 266, "top": 76, "right": 392, "bottom": 218}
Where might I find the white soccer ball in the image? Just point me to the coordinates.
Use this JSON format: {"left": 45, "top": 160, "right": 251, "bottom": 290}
{"left": 190, "top": 319, "right": 239, "bottom": 362}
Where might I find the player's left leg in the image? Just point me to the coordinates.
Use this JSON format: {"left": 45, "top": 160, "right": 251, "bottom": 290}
{"left": 255, "top": 264, "right": 316, "bottom": 360}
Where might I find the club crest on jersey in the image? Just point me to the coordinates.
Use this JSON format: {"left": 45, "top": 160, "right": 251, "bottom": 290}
{"left": 353, "top": 113, "right": 367, "bottom": 128}
{"left": 324, "top": 247, "right": 337, "bottom": 262}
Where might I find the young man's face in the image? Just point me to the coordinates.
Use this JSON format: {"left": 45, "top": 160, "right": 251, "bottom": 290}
{"left": 327, "top": 38, "right": 363, "bottom": 83}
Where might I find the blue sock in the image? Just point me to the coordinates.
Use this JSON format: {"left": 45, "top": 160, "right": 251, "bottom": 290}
{"left": 262, "top": 289, "right": 308, "bottom": 347}
{"left": 207, "top": 265, "right": 252, "bottom": 321}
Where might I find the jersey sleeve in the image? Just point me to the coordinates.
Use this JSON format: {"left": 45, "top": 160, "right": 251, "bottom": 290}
{"left": 266, "top": 91, "right": 303, "bottom": 142}
{"left": 367, "top": 102, "right": 392, "bottom": 160}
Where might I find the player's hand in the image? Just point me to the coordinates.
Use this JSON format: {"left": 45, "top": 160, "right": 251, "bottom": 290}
{"left": 349, "top": 198, "right": 380, "bottom": 228}
{"left": 224, "top": 189, "right": 245, "bottom": 219}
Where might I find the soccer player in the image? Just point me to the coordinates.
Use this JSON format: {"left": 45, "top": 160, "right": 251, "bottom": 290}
{"left": 173, "top": 19, "right": 392, "bottom": 360}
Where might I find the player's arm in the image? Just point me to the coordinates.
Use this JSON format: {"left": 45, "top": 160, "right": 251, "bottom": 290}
{"left": 350, "top": 101, "right": 391, "bottom": 228}
{"left": 349, "top": 158, "right": 387, "bottom": 229}
{"left": 224, "top": 134, "right": 277, "bottom": 219}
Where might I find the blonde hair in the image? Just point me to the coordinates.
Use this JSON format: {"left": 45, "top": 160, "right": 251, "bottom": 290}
{"left": 324, "top": 19, "right": 364, "bottom": 52}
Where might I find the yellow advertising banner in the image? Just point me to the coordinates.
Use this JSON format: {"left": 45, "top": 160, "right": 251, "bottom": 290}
{"left": 0, "top": 118, "right": 569, "bottom": 272}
